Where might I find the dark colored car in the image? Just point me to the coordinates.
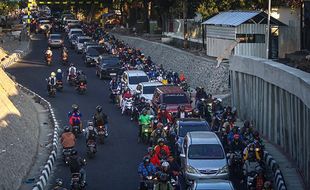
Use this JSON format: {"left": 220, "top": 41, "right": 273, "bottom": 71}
{"left": 152, "top": 86, "right": 192, "bottom": 114}
{"left": 84, "top": 46, "right": 107, "bottom": 67}
{"left": 174, "top": 118, "right": 211, "bottom": 153}
{"left": 95, "top": 56, "right": 123, "bottom": 79}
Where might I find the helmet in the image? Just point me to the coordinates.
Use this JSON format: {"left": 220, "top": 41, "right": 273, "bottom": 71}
{"left": 72, "top": 104, "right": 79, "bottom": 111}
{"left": 157, "top": 138, "right": 165, "bottom": 144}
{"left": 140, "top": 97, "right": 146, "bottom": 102}
{"left": 51, "top": 72, "right": 56, "bottom": 77}
{"left": 57, "top": 69, "right": 62, "bottom": 73}
{"left": 55, "top": 178, "right": 63, "bottom": 186}
{"left": 142, "top": 109, "right": 147, "bottom": 115}
{"left": 64, "top": 126, "right": 70, "bottom": 132}
{"left": 157, "top": 122, "right": 163, "bottom": 128}
{"left": 96, "top": 105, "right": 102, "bottom": 113}
{"left": 216, "top": 98, "right": 222, "bottom": 103}
{"left": 87, "top": 121, "right": 93, "bottom": 126}
{"left": 47, "top": 47, "right": 51, "bottom": 50}
{"left": 193, "top": 108, "right": 199, "bottom": 116}
{"left": 147, "top": 147, "right": 153, "bottom": 154}
{"left": 71, "top": 149, "right": 78, "bottom": 155}
{"left": 253, "top": 130, "right": 260, "bottom": 138}
{"left": 143, "top": 156, "right": 150, "bottom": 164}
{"left": 161, "top": 161, "right": 169, "bottom": 169}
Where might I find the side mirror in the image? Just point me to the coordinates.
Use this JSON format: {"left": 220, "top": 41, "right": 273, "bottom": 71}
{"left": 180, "top": 153, "right": 185, "bottom": 158}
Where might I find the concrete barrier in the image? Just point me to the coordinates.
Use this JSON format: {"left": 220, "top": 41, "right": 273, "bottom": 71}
{"left": 230, "top": 55, "right": 310, "bottom": 189}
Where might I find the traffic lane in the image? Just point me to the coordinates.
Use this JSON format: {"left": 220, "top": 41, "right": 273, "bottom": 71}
{"left": 7, "top": 34, "right": 147, "bottom": 189}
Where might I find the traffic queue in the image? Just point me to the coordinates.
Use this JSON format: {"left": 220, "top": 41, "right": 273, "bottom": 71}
{"left": 36, "top": 11, "right": 273, "bottom": 190}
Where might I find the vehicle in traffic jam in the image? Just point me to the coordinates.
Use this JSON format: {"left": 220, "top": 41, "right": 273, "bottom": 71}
{"left": 96, "top": 56, "right": 123, "bottom": 79}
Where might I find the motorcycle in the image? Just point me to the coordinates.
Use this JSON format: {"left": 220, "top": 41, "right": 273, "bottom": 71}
{"left": 228, "top": 151, "right": 243, "bottom": 177}
{"left": 63, "top": 148, "right": 73, "bottom": 164}
{"left": 244, "top": 162, "right": 263, "bottom": 190}
{"left": 86, "top": 140, "right": 96, "bottom": 158}
{"left": 141, "top": 124, "right": 152, "bottom": 144}
{"left": 62, "top": 52, "right": 68, "bottom": 65}
{"left": 56, "top": 80, "right": 63, "bottom": 92}
{"left": 97, "top": 125, "right": 107, "bottom": 144}
{"left": 77, "top": 82, "right": 87, "bottom": 94}
{"left": 68, "top": 74, "right": 77, "bottom": 86}
{"left": 46, "top": 54, "right": 52, "bottom": 66}
{"left": 48, "top": 85, "right": 56, "bottom": 97}
{"left": 110, "top": 89, "right": 119, "bottom": 104}
{"left": 72, "top": 125, "right": 80, "bottom": 137}
{"left": 122, "top": 97, "right": 133, "bottom": 115}
{"left": 197, "top": 98, "right": 212, "bottom": 123}
{"left": 141, "top": 176, "right": 156, "bottom": 190}
{"left": 71, "top": 172, "right": 86, "bottom": 190}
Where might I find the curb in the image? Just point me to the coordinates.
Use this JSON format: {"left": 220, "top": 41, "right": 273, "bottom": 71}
{"left": 17, "top": 83, "right": 60, "bottom": 190}
{"left": 263, "top": 151, "right": 287, "bottom": 190}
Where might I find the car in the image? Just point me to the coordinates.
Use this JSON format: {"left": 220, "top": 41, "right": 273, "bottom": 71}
{"left": 36, "top": 19, "right": 52, "bottom": 33}
{"left": 122, "top": 70, "right": 149, "bottom": 93}
{"left": 69, "top": 34, "right": 83, "bottom": 48}
{"left": 136, "top": 81, "right": 163, "bottom": 102}
{"left": 68, "top": 28, "right": 83, "bottom": 40}
{"left": 75, "top": 36, "right": 92, "bottom": 53}
{"left": 181, "top": 131, "right": 229, "bottom": 183}
{"left": 189, "top": 179, "right": 234, "bottom": 190}
{"left": 65, "top": 22, "right": 81, "bottom": 33}
{"left": 84, "top": 46, "right": 107, "bottom": 66}
{"left": 82, "top": 42, "right": 99, "bottom": 54}
{"left": 96, "top": 56, "right": 123, "bottom": 79}
{"left": 152, "top": 85, "right": 192, "bottom": 114}
{"left": 174, "top": 118, "right": 211, "bottom": 153}
{"left": 48, "top": 34, "right": 63, "bottom": 48}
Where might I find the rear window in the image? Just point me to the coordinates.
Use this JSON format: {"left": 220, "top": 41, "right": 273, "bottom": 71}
{"left": 78, "top": 38, "right": 91, "bottom": 43}
{"left": 179, "top": 124, "right": 210, "bottom": 137}
{"left": 71, "top": 30, "right": 83, "bottom": 35}
{"left": 50, "top": 35, "right": 62, "bottom": 40}
{"left": 163, "top": 93, "right": 188, "bottom": 104}
{"left": 188, "top": 144, "right": 224, "bottom": 159}
{"left": 101, "top": 58, "right": 119, "bottom": 65}
{"left": 129, "top": 76, "right": 149, "bottom": 85}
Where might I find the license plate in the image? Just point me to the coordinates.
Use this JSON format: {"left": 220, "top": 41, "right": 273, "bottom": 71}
{"left": 98, "top": 131, "right": 105, "bottom": 135}
{"left": 110, "top": 73, "right": 116, "bottom": 76}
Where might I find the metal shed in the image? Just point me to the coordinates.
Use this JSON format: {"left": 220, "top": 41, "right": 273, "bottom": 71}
{"left": 202, "top": 11, "right": 285, "bottom": 59}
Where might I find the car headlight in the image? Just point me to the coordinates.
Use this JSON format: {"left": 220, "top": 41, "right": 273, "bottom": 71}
{"left": 186, "top": 165, "right": 200, "bottom": 174}
{"left": 218, "top": 165, "right": 229, "bottom": 174}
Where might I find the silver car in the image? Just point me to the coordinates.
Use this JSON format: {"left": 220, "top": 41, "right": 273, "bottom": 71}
{"left": 189, "top": 179, "right": 234, "bottom": 190}
{"left": 181, "top": 131, "right": 229, "bottom": 183}
{"left": 48, "top": 34, "right": 63, "bottom": 48}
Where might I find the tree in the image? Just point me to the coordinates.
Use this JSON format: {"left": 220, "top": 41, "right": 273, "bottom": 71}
{"left": 0, "top": 0, "right": 19, "bottom": 15}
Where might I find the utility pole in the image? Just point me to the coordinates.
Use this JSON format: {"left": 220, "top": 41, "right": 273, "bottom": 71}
{"left": 183, "top": 0, "right": 188, "bottom": 49}
{"left": 266, "top": 0, "right": 271, "bottom": 59}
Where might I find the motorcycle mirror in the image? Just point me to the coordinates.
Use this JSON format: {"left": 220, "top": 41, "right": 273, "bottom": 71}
{"left": 180, "top": 153, "right": 185, "bottom": 158}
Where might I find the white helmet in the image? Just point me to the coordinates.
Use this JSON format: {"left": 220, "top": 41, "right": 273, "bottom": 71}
{"left": 57, "top": 69, "right": 62, "bottom": 73}
{"left": 161, "top": 161, "right": 169, "bottom": 168}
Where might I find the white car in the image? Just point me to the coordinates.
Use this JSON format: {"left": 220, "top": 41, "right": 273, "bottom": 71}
{"left": 136, "top": 81, "right": 162, "bottom": 102}
{"left": 122, "top": 70, "right": 149, "bottom": 93}
{"left": 68, "top": 28, "right": 83, "bottom": 40}
{"left": 75, "top": 36, "right": 92, "bottom": 53}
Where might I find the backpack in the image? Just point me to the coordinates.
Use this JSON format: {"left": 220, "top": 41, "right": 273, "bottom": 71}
{"left": 88, "top": 130, "right": 96, "bottom": 140}
{"left": 69, "top": 157, "right": 80, "bottom": 173}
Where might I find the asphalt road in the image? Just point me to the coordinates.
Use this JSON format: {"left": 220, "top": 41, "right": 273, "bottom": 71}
{"left": 7, "top": 34, "right": 146, "bottom": 190}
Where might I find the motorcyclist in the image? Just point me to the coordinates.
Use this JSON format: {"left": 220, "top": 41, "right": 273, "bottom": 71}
{"left": 167, "top": 155, "right": 181, "bottom": 181}
{"left": 195, "top": 87, "right": 207, "bottom": 106}
{"left": 150, "top": 123, "right": 167, "bottom": 146}
{"left": 179, "top": 70, "right": 186, "bottom": 82}
{"left": 68, "top": 104, "right": 82, "bottom": 132}
{"left": 84, "top": 121, "right": 98, "bottom": 151}
{"left": 146, "top": 147, "right": 161, "bottom": 168}
{"left": 157, "top": 105, "right": 173, "bottom": 125}
{"left": 142, "top": 103, "right": 155, "bottom": 116}
{"left": 45, "top": 47, "right": 53, "bottom": 60}
{"left": 121, "top": 88, "right": 133, "bottom": 114}
{"left": 56, "top": 69, "right": 63, "bottom": 82}
{"left": 227, "top": 126, "right": 243, "bottom": 144}
{"left": 138, "top": 156, "right": 157, "bottom": 190}
{"left": 243, "top": 143, "right": 261, "bottom": 161}
{"left": 191, "top": 108, "right": 201, "bottom": 118}
{"left": 76, "top": 70, "right": 87, "bottom": 87}
{"left": 61, "top": 126, "right": 76, "bottom": 149}
{"left": 93, "top": 105, "right": 109, "bottom": 137}
{"left": 154, "top": 138, "right": 171, "bottom": 161}
{"left": 212, "top": 98, "right": 224, "bottom": 113}
{"left": 222, "top": 106, "right": 237, "bottom": 123}
{"left": 154, "top": 161, "right": 173, "bottom": 190}
{"left": 132, "top": 97, "right": 147, "bottom": 121}
{"left": 68, "top": 150, "right": 86, "bottom": 186}
{"left": 109, "top": 77, "right": 118, "bottom": 91}
{"left": 47, "top": 72, "right": 57, "bottom": 93}
{"left": 52, "top": 178, "right": 68, "bottom": 190}
{"left": 138, "top": 109, "right": 152, "bottom": 138}
{"left": 62, "top": 46, "right": 68, "bottom": 61}
{"left": 67, "top": 63, "right": 77, "bottom": 82}
{"left": 175, "top": 105, "right": 188, "bottom": 119}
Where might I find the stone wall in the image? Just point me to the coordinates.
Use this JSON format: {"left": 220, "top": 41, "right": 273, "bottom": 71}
{"left": 230, "top": 55, "right": 310, "bottom": 189}
{"left": 113, "top": 34, "right": 230, "bottom": 95}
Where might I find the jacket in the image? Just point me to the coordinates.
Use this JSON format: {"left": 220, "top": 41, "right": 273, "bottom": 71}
{"left": 138, "top": 163, "right": 157, "bottom": 178}
{"left": 154, "top": 145, "right": 171, "bottom": 159}
{"left": 61, "top": 132, "right": 76, "bottom": 148}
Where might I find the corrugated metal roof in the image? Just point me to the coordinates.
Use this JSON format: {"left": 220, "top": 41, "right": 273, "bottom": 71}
{"left": 202, "top": 11, "right": 261, "bottom": 26}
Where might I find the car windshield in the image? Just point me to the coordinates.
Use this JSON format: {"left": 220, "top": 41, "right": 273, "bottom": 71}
{"left": 143, "top": 85, "right": 159, "bottom": 94}
{"left": 50, "top": 35, "right": 61, "bottom": 39}
{"left": 188, "top": 144, "right": 224, "bottom": 159}
{"left": 101, "top": 58, "right": 119, "bottom": 66}
{"left": 72, "top": 30, "right": 83, "bottom": 35}
{"left": 179, "top": 125, "right": 210, "bottom": 137}
{"left": 129, "top": 76, "right": 149, "bottom": 85}
{"left": 78, "top": 38, "right": 91, "bottom": 43}
{"left": 163, "top": 93, "right": 188, "bottom": 104}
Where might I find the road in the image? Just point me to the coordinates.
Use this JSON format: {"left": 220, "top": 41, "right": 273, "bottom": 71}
{"left": 7, "top": 34, "right": 146, "bottom": 190}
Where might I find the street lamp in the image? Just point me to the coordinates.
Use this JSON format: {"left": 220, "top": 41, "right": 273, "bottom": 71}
{"left": 266, "top": 0, "right": 271, "bottom": 59}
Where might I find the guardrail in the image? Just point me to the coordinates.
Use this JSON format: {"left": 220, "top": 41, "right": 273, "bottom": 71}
{"left": 263, "top": 151, "right": 287, "bottom": 190}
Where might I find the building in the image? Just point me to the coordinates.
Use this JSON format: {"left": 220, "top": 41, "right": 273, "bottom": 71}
{"left": 202, "top": 11, "right": 285, "bottom": 59}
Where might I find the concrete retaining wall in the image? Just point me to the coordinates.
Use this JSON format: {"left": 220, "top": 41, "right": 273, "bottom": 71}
{"left": 230, "top": 55, "right": 310, "bottom": 189}
{"left": 113, "top": 34, "right": 230, "bottom": 95}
